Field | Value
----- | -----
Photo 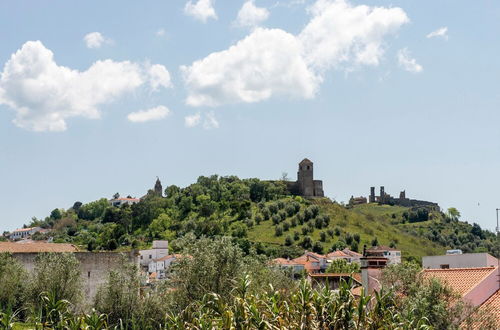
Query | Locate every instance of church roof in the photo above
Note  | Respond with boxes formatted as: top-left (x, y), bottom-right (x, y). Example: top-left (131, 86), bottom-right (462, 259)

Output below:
top-left (299, 158), bottom-right (313, 164)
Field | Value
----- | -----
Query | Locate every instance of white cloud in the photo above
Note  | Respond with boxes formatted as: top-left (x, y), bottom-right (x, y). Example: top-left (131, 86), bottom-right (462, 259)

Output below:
top-left (127, 105), bottom-right (171, 123)
top-left (184, 111), bottom-right (219, 129)
top-left (84, 32), bottom-right (112, 49)
top-left (235, 1), bottom-right (270, 28)
top-left (184, 112), bottom-right (201, 127)
top-left (156, 28), bottom-right (166, 37)
top-left (184, 0), bottom-right (217, 23)
top-left (0, 41), bottom-right (171, 131)
top-left (181, 28), bottom-right (319, 107)
top-left (299, 0), bottom-right (409, 70)
top-left (397, 48), bottom-right (423, 73)
top-left (203, 111), bottom-right (219, 129)
top-left (182, 0), bottom-right (408, 107)
top-left (426, 27), bottom-right (448, 40)
top-left (148, 64), bottom-right (172, 90)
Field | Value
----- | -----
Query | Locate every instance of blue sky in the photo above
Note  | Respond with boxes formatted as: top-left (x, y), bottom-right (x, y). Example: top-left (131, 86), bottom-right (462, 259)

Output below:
top-left (1, 0), bottom-right (499, 232)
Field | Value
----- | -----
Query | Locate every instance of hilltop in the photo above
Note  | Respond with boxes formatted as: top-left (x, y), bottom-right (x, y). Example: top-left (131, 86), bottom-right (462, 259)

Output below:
top-left (8, 175), bottom-right (499, 262)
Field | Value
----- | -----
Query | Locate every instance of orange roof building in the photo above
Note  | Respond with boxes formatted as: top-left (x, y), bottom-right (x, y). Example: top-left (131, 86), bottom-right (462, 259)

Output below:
top-left (0, 242), bottom-right (79, 253)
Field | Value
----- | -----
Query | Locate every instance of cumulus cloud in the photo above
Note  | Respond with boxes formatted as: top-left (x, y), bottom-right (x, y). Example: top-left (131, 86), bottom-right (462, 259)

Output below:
top-left (184, 112), bottom-right (201, 127)
top-left (184, 0), bottom-right (217, 23)
top-left (0, 41), bottom-right (171, 131)
top-left (184, 111), bottom-right (219, 129)
top-left (181, 28), bottom-right (319, 107)
top-left (235, 1), bottom-right (270, 28)
top-left (397, 48), bottom-right (423, 73)
top-left (84, 32), bottom-right (112, 49)
top-left (203, 111), bottom-right (219, 129)
top-left (182, 0), bottom-right (408, 107)
top-left (148, 64), bottom-right (172, 90)
top-left (426, 27), bottom-right (448, 40)
top-left (299, 0), bottom-right (409, 70)
top-left (127, 105), bottom-right (171, 123)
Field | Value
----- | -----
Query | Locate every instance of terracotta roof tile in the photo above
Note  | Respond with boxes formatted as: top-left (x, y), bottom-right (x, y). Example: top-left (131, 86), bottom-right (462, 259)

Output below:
top-left (422, 267), bottom-right (496, 296)
top-left (0, 242), bottom-right (79, 253)
top-left (326, 250), bottom-right (350, 258)
top-left (462, 289), bottom-right (500, 329)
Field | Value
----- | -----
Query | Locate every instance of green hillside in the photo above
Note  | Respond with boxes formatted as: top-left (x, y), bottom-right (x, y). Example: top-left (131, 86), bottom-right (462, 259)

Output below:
top-left (17, 175), bottom-right (499, 262)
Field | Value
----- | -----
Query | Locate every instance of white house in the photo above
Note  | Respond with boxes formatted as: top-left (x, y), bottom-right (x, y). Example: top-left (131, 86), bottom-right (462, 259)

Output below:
top-left (148, 254), bottom-right (180, 279)
top-left (139, 240), bottom-right (168, 267)
top-left (423, 252), bottom-right (498, 269)
top-left (365, 246), bottom-right (401, 265)
top-left (109, 197), bottom-right (140, 207)
top-left (9, 227), bottom-right (42, 240)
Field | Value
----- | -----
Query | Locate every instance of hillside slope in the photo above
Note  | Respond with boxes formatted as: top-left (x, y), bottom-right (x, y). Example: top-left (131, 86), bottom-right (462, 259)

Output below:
top-left (15, 175), bottom-right (499, 262)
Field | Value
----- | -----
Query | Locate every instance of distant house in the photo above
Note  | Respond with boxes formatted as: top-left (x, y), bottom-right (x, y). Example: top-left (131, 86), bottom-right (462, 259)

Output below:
top-left (9, 227), bottom-right (42, 240)
top-left (422, 252), bottom-right (498, 269)
top-left (342, 248), bottom-right (363, 263)
top-left (139, 240), bottom-right (169, 268)
top-left (148, 254), bottom-right (182, 279)
top-left (365, 246), bottom-right (401, 265)
top-left (109, 197), bottom-right (140, 207)
top-left (422, 266), bottom-right (499, 328)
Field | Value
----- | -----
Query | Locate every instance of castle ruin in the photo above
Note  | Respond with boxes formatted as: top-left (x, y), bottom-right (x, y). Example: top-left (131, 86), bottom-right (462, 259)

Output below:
top-left (286, 158), bottom-right (324, 198)
top-left (351, 186), bottom-right (438, 208)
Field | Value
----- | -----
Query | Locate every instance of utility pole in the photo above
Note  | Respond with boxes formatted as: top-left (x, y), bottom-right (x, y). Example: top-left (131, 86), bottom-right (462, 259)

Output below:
top-left (496, 209), bottom-right (499, 289)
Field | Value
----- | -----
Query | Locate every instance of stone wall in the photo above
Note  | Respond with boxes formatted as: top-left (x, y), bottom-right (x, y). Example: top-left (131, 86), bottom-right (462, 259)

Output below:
top-left (12, 251), bottom-right (138, 306)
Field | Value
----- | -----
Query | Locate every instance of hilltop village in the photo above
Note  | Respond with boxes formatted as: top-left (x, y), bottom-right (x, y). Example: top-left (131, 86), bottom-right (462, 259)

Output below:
top-left (1, 159), bottom-right (498, 328)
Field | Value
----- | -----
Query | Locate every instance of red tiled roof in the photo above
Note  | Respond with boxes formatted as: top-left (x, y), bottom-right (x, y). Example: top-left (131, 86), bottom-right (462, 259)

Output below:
top-left (272, 258), bottom-right (300, 266)
top-left (0, 242), bottom-right (79, 253)
top-left (155, 254), bottom-right (183, 262)
top-left (12, 227), bottom-right (38, 232)
top-left (326, 250), bottom-right (350, 258)
top-left (342, 248), bottom-right (363, 257)
top-left (461, 289), bottom-right (500, 329)
top-left (305, 251), bottom-right (326, 259)
top-left (421, 267), bottom-right (496, 296)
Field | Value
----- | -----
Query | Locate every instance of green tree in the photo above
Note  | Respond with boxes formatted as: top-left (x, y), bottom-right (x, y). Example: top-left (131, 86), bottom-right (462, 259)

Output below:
top-left (29, 253), bottom-right (82, 309)
top-left (0, 253), bottom-right (27, 311)
top-left (326, 258), bottom-right (360, 273)
top-left (447, 207), bottom-right (460, 221)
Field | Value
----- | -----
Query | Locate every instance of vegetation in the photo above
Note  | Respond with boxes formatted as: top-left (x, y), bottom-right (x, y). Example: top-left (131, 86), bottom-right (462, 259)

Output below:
top-left (19, 175), bottom-right (498, 262)
top-left (2, 236), bottom-right (496, 329)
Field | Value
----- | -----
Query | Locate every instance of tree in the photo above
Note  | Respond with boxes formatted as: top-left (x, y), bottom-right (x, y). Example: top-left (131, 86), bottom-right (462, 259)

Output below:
top-left (0, 253), bottom-right (27, 311)
top-left (29, 253), bottom-right (82, 309)
top-left (447, 207), bottom-right (460, 221)
top-left (371, 237), bottom-right (379, 247)
top-left (326, 259), bottom-right (360, 273)
top-left (312, 242), bottom-right (323, 254)
top-left (50, 208), bottom-right (62, 220)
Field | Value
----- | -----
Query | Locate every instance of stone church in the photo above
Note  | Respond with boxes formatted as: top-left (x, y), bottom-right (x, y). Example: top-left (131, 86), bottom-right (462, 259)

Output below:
top-left (286, 158), bottom-right (324, 198)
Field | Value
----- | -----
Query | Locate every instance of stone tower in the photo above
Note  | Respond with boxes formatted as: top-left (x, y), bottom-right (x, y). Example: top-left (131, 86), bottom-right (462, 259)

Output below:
top-left (297, 159), bottom-right (314, 197)
top-left (154, 177), bottom-right (163, 197)
top-left (295, 158), bottom-right (324, 197)
top-left (369, 187), bottom-right (375, 203)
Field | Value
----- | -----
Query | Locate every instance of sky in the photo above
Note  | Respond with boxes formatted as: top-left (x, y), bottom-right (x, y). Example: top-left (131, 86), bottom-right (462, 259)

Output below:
top-left (1, 0), bottom-right (499, 232)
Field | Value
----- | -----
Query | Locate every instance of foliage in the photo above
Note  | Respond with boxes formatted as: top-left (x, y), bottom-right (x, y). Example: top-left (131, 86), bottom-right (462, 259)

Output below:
top-left (0, 253), bottom-right (27, 312)
top-left (326, 258), bottom-right (360, 273)
top-left (29, 253), bottom-right (82, 310)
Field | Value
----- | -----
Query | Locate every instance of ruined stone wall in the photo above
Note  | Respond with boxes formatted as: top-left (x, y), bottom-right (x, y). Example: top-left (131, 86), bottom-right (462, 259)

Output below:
top-left (12, 251), bottom-right (138, 306)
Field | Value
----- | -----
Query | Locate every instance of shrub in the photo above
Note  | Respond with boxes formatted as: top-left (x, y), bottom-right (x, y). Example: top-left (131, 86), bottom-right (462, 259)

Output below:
top-left (293, 231), bottom-right (300, 241)
top-left (327, 229), bottom-right (334, 237)
top-left (275, 225), bottom-right (283, 237)
top-left (272, 215), bottom-right (281, 225)
top-left (334, 227), bottom-right (341, 236)
top-left (312, 242), bottom-right (323, 254)
top-left (301, 227), bottom-right (309, 235)
top-left (320, 231), bottom-right (327, 242)
top-left (254, 214), bottom-right (263, 225)
top-left (301, 236), bottom-right (313, 249)
top-left (353, 233), bottom-right (361, 243)
top-left (345, 233), bottom-right (353, 245)
top-left (284, 236), bottom-right (293, 246)
top-left (283, 221), bottom-right (290, 232)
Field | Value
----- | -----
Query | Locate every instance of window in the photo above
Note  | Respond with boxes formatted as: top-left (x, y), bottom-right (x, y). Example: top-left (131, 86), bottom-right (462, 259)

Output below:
top-left (140, 255), bottom-right (143, 260)
top-left (88, 271), bottom-right (91, 278)
top-left (149, 255), bottom-right (152, 259)
top-left (307, 166), bottom-right (310, 170)
top-left (440, 264), bottom-right (450, 269)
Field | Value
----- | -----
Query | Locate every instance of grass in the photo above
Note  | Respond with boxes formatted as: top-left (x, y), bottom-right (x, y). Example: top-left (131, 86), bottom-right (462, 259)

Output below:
top-left (247, 199), bottom-right (445, 261)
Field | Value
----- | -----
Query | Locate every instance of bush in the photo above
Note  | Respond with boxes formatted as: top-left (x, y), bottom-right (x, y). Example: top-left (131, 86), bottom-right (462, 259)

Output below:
top-left (0, 253), bottom-right (27, 311)
top-left (371, 237), bottom-right (379, 247)
top-left (334, 227), bottom-right (341, 236)
top-left (301, 227), bottom-right (309, 235)
top-left (255, 214), bottom-right (263, 225)
top-left (314, 217), bottom-right (324, 229)
top-left (320, 231), bottom-right (327, 242)
top-left (312, 242), bottom-right (323, 254)
top-left (290, 217), bottom-right (297, 227)
top-left (285, 236), bottom-right (293, 246)
top-left (301, 236), bottom-right (313, 249)
top-left (283, 221), bottom-right (290, 232)
top-left (293, 231), bottom-right (300, 241)
top-left (278, 211), bottom-right (287, 221)
top-left (275, 225), bottom-right (283, 237)
top-left (327, 229), bottom-right (334, 237)
top-left (30, 253), bottom-right (82, 309)
top-left (345, 233), bottom-right (353, 245)
top-left (272, 215), bottom-right (281, 225)
top-left (353, 233), bottom-right (360, 243)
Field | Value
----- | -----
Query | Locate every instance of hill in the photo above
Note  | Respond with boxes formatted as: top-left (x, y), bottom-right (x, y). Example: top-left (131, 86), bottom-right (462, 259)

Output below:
top-left (17, 175), bottom-right (499, 262)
